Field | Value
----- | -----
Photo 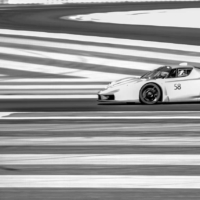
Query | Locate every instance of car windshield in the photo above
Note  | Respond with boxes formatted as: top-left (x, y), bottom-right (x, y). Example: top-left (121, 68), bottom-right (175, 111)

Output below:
top-left (140, 66), bottom-right (172, 79)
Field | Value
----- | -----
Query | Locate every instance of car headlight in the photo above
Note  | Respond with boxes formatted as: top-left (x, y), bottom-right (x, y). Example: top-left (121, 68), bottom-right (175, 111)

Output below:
top-left (104, 85), bottom-right (109, 89)
top-left (104, 82), bottom-right (111, 89)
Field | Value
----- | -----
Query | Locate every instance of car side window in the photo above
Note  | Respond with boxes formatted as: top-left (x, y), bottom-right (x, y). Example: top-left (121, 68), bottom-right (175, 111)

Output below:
top-left (168, 68), bottom-right (192, 78)
top-left (177, 68), bottom-right (192, 77)
top-left (168, 69), bottom-right (177, 78)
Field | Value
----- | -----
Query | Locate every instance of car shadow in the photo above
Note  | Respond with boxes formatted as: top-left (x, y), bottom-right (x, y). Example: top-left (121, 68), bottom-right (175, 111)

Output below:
top-left (98, 101), bottom-right (200, 106)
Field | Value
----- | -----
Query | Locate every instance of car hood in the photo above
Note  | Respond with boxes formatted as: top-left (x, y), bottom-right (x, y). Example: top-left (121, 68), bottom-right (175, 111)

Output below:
top-left (109, 76), bottom-right (143, 88)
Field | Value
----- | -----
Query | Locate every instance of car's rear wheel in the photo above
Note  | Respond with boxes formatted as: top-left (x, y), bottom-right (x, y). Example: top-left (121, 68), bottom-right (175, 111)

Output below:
top-left (139, 83), bottom-right (161, 105)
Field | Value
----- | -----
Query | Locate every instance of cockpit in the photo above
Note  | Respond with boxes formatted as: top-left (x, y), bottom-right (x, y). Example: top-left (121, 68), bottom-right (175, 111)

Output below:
top-left (140, 66), bottom-right (192, 79)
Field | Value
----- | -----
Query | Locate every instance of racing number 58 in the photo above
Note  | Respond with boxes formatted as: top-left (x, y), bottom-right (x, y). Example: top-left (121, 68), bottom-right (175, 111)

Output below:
top-left (174, 84), bottom-right (181, 90)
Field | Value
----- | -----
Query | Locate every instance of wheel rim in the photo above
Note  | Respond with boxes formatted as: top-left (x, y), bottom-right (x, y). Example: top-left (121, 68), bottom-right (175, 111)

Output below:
top-left (142, 86), bottom-right (159, 103)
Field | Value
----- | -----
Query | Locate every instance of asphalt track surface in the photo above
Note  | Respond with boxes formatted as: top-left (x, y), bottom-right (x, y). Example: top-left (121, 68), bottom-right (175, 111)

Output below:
top-left (1, 2), bottom-right (200, 45)
top-left (1, 99), bottom-right (200, 111)
top-left (1, 2), bottom-right (200, 200)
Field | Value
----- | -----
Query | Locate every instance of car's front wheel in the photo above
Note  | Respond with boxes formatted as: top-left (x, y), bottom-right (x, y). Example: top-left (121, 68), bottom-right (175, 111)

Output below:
top-left (139, 83), bottom-right (161, 105)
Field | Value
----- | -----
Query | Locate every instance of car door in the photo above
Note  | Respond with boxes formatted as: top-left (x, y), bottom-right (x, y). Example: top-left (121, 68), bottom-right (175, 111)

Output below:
top-left (164, 68), bottom-right (199, 102)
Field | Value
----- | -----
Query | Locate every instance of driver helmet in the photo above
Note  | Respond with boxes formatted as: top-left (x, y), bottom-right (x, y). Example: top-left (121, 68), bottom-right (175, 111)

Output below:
top-left (160, 71), bottom-right (169, 78)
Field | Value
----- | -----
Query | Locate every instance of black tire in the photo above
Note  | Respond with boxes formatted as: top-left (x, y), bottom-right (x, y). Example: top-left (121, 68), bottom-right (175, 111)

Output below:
top-left (139, 83), bottom-right (161, 105)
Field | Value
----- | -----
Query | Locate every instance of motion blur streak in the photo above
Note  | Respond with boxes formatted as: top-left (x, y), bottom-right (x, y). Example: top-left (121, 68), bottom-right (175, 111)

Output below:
top-left (1, 175), bottom-right (200, 188)
top-left (2, 136), bottom-right (200, 146)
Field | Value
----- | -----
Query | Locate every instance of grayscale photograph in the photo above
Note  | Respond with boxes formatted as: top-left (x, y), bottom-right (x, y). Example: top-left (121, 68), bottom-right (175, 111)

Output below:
top-left (0, 0), bottom-right (200, 199)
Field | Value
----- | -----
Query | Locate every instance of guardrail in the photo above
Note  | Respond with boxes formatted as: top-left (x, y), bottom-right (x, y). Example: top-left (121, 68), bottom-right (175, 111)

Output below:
top-left (1, 0), bottom-right (199, 5)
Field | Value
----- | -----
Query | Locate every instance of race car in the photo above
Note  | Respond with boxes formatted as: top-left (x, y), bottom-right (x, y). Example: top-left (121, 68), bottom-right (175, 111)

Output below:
top-left (98, 63), bottom-right (200, 105)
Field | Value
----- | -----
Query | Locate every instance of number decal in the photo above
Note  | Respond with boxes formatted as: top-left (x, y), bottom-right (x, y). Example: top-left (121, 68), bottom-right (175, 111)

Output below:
top-left (174, 84), bottom-right (181, 90)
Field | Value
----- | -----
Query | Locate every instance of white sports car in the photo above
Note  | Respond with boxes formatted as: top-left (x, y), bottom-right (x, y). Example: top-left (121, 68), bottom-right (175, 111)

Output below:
top-left (98, 63), bottom-right (200, 105)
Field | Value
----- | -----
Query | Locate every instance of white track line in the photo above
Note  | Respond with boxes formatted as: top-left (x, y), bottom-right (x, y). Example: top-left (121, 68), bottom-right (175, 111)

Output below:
top-left (0, 60), bottom-right (129, 80)
top-left (7, 0), bottom-right (200, 4)
top-left (0, 85), bottom-right (104, 89)
top-left (0, 90), bottom-right (99, 94)
top-left (2, 111), bottom-right (200, 119)
top-left (0, 95), bottom-right (96, 99)
top-left (3, 111), bottom-right (200, 119)
top-left (0, 123), bottom-right (199, 132)
top-left (2, 175), bottom-right (200, 188)
top-left (4, 111), bottom-right (200, 114)
top-left (2, 136), bottom-right (200, 146)
top-left (2, 154), bottom-right (200, 165)
top-left (0, 62), bottom-right (125, 81)
top-left (0, 78), bottom-right (111, 82)
top-left (5, 111), bottom-right (200, 115)
top-left (2, 116), bottom-right (200, 119)
top-left (1, 29), bottom-right (200, 52)
top-left (68, 8), bottom-right (200, 29)
top-left (0, 112), bottom-right (13, 118)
